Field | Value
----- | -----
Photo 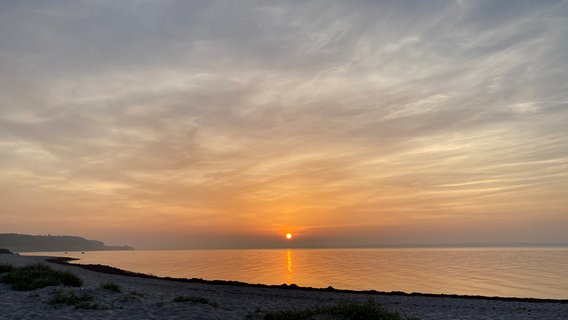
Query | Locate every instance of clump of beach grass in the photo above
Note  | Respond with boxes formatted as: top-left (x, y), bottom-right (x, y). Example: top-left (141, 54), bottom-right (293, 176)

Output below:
top-left (0, 263), bottom-right (15, 274)
top-left (101, 282), bottom-right (122, 293)
top-left (263, 300), bottom-right (419, 320)
top-left (130, 290), bottom-right (145, 298)
top-left (48, 291), bottom-right (102, 310)
top-left (0, 263), bottom-right (82, 291)
top-left (173, 295), bottom-right (218, 307)
top-left (120, 290), bottom-right (146, 303)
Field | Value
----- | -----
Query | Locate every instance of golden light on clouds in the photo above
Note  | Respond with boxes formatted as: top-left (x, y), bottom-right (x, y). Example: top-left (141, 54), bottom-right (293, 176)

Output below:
top-left (0, 1), bottom-right (567, 249)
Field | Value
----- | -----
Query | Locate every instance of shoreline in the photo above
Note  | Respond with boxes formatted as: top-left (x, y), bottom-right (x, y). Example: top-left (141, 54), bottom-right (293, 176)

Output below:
top-left (2, 254), bottom-right (567, 319)
top-left (48, 256), bottom-right (568, 304)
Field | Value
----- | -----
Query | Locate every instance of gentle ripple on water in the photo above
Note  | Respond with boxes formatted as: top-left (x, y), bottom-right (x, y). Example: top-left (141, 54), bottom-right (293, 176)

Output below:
top-left (24, 247), bottom-right (568, 299)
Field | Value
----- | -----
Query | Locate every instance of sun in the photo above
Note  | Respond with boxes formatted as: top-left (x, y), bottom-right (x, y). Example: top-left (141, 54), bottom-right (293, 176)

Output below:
top-left (285, 232), bottom-right (293, 239)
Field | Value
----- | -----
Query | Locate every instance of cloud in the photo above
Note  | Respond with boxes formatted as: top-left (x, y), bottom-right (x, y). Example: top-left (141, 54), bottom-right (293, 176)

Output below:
top-left (0, 0), bottom-right (567, 247)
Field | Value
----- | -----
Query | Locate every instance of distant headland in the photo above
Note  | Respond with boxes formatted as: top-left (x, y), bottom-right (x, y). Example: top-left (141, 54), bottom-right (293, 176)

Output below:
top-left (0, 233), bottom-right (134, 252)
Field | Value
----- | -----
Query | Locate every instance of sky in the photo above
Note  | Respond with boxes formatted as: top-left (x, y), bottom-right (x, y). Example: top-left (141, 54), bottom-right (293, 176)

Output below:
top-left (1, 0), bottom-right (567, 249)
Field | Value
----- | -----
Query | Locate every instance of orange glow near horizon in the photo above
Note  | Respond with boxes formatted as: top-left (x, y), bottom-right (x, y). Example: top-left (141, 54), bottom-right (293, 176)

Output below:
top-left (2, 1), bottom-right (568, 251)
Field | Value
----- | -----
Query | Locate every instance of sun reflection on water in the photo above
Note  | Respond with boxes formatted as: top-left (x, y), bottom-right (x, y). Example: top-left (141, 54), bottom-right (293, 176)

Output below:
top-left (286, 249), bottom-right (293, 284)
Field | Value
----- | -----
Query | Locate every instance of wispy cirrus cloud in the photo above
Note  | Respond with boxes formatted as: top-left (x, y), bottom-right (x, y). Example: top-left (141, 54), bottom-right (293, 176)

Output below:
top-left (0, 0), bottom-right (567, 248)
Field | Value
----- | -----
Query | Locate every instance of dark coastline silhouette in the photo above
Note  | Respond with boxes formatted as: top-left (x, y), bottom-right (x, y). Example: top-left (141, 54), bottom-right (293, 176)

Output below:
top-left (0, 233), bottom-right (133, 252)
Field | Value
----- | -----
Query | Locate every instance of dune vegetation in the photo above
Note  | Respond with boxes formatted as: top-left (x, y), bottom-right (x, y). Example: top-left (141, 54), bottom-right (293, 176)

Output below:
top-left (0, 263), bottom-right (82, 291)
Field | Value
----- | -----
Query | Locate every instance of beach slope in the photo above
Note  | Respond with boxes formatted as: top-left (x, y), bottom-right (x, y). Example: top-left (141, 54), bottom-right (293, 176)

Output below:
top-left (0, 254), bottom-right (566, 320)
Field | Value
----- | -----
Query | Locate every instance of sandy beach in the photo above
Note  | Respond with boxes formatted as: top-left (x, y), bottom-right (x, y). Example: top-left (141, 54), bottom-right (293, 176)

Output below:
top-left (1, 254), bottom-right (566, 320)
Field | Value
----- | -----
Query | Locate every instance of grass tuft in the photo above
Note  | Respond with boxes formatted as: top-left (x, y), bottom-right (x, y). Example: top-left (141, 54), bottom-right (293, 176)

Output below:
top-left (48, 291), bottom-right (102, 309)
top-left (101, 282), bottom-right (122, 293)
top-left (173, 295), bottom-right (218, 307)
top-left (0, 263), bottom-right (15, 274)
top-left (0, 263), bottom-right (82, 291)
top-left (264, 300), bottom-right (419, 320)
top-left (130, 290), bottom-right (145, 298)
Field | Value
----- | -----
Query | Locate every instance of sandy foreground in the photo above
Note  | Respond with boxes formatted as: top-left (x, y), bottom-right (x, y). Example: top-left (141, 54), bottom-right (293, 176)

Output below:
top-left (1, 254), bottom-right (566, 320)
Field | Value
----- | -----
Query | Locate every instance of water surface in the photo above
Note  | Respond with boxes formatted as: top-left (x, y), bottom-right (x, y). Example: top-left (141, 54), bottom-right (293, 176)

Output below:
top-left (25, 247), bottom-right (568, 299)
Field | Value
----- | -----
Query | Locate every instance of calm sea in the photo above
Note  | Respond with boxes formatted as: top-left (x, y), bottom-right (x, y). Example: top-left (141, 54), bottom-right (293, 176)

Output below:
top-left (24, 247), bottom-right (568, 300)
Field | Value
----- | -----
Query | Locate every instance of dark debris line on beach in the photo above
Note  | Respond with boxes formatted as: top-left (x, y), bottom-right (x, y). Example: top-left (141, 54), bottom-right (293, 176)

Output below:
top-left (46, 257), bottom-right (568, 305)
